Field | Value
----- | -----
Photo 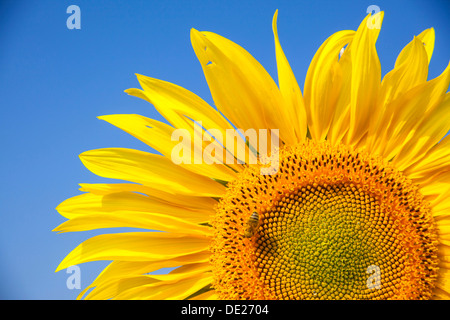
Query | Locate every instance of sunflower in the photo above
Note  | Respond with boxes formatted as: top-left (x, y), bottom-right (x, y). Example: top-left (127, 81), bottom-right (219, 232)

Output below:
top-left (55, 10), bottom-right (450, 300)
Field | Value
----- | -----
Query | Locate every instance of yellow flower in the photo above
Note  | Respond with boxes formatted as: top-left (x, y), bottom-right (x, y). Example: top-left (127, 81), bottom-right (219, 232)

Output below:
top-left (55, 11), bottom-right (450, 300)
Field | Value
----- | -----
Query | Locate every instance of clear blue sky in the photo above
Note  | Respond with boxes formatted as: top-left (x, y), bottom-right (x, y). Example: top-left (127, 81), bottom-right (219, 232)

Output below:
top-left (0, 0), bottom-right (448, 299)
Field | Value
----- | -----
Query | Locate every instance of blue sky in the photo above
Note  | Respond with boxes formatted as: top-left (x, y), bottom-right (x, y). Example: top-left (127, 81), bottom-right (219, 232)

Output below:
top-left (0, 0), bottom-right (448, 299)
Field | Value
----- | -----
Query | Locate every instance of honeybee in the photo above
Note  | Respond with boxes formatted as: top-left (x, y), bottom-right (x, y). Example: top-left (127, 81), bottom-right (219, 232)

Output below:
top-left (243, 211), bottom-right (260, 238)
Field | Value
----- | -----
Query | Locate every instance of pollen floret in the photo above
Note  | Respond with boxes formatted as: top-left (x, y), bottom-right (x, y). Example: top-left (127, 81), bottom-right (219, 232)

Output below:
top-left (210, 140), bottom-right (439, 300)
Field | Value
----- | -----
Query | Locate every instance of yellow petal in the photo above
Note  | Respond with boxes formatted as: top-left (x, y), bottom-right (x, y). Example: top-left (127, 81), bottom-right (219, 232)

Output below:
top-left (327, 41), bottom-right (353, 145)
top-left (439, 261), bottom-right (450, 270)
top-left (56, 232), bottom-right (210, 272)
top-left (394, 93), bottom-right (450, 169)
top-left (126, 75), bottom-right (232, 137)
top-left (420, 173), bottom-right (450, 218)
top-left (420, 180), bottom-right (449, 199)
top-left (53, 211), bottom-right (212, 236)
top-left (438, 243), bottom-right (450, 263)
top-left (374, 62), bottom-right (450, 161)
top-left (98, 114), bottom-right (238, 181)
top-left (79, 148), bottom-right (226, 197)
top-left (382, 37), bottom-right (428, 105)
top-left (434, 287), bottom-right (450, 300)
top-left (368, 34), bottom-right (431, 152)
top-left (436, 267), bottom-right (450, 293)
top-left (189, 289), bottom-right (218, 300)
top-left (436, 214), bottom-right (450, 229)
top-left (438, 225), bottom-right (450, 237)
top-left (432, 193), bottom-right (450, 219)
top-left (152, 261), bottom-right (210, 279)
top-left (126, 76), bottom-right (249, 172)
top-left (86, 275), bottom-right (160, 300)
top-left (56, 191), bottom-right (157, 217)
top-left (78, 183), bottom-right (217, 213)
top-left (115, 272), bottom-right (212, 300)
top-left (190, 28), bottom-right (296, 145)
top-left (78, 183), bottom-right (155, 195)
top-left (416, 165), bottom-right (450, 190)
top-left (412, 28), bottom-right (435, 64)
top-left (80, 252), bottom-right (210, 299)
top-left (115, 263), bottom-right (210, 299)
top-left (304, 29), bottom-right (354, 141)
top-left (272, 10), bottom-right (307, 142)
top-left (346, 12), bottom-right (384, 146)
top-left (56, 192), bottom-right (211, 223)
top-left (404, 134), bottom-right (450, 180)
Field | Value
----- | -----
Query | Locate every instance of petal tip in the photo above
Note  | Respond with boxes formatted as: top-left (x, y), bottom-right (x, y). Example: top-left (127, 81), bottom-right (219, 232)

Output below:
top-left (273, 9), bottom-right (279, 20)
top-left (272, 9), bottom-right (279, 31)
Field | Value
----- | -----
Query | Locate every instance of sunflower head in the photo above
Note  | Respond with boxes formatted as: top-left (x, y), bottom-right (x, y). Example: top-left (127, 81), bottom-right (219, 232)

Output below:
top-left (55, 10), bottom-right (450, 300)
top-left (211, 141), bottom-right (440, 299)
